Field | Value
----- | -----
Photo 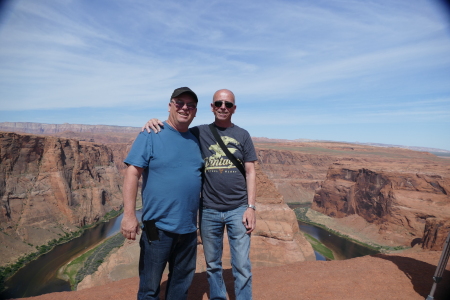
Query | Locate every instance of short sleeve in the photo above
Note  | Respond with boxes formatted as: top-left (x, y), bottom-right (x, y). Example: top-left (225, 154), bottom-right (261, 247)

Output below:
top-left (124, 131), bottom-right (153, 168)
top-left (242, 131), bottom-right (257, 162)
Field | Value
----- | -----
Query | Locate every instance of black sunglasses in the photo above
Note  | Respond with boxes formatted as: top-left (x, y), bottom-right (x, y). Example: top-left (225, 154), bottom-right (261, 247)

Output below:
top-left (214, 101), bottom-right (234, 109)
top-left (171, 100), bottom-right (197, 110)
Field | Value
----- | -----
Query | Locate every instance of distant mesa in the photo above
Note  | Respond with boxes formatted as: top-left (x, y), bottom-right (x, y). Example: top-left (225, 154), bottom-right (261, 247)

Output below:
top-left (1, 122), bottom-right (449, 154)
top-left (0, 122), bottom-right (140, 134)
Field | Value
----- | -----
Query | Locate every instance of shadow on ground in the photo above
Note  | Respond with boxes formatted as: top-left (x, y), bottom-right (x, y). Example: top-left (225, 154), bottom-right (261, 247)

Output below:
top-left (160, 269), bottom-right (236, 300)
top-left (376, 254), bottom-right (450, 300)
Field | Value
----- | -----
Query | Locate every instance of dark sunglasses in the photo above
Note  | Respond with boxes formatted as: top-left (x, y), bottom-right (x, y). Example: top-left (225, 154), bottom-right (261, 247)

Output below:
top-left (171, 100), bottom-right (197, 110)
top-left (214, 101), bottom-right (234, 109)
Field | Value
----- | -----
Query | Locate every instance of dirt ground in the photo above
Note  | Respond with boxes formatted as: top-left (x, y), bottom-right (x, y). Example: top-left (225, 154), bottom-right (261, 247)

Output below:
top-left (17, 251), bottom-right (450, 300)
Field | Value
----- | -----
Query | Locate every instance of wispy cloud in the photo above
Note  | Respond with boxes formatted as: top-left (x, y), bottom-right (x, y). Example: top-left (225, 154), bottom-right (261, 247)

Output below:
top-left (0, 0), bottom-right (449, 149)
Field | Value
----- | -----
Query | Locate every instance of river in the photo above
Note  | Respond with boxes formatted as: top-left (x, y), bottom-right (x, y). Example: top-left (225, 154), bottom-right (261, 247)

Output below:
top-left (0, 211), bottom-right (141, 299)
top-left (289, 203), bottom-right (378, 260)
top-left (298, 221), bottom-right (378, 261)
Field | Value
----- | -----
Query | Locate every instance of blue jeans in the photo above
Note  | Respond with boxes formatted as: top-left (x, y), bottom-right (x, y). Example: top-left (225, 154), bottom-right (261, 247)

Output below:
top-left (138, 229), bottom-right (197, 300)
top-left (200, 205), bottom-right (252, 300)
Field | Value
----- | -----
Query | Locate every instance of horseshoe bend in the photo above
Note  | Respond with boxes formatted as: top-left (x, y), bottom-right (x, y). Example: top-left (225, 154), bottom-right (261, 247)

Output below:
top-left (0, 123), bottom-right (449, 299)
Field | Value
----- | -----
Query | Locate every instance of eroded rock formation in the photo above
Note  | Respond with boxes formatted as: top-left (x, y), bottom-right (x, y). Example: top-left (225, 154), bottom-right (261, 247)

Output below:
top-left (0, 132), bottom-right (123, 266)
top-left (312, 163), bottom-right (450, 248)
top-left (422, 218), bottom-right (450, 251)
top-left (238, 162), bottom-right (315, 266)
top-left (256, 148), bottom-right (335, 203)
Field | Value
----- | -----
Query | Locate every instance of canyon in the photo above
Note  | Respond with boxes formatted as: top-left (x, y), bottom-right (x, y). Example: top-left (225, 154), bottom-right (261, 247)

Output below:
top-left (311, 162), bottom-right (450, 248)
top-left (0, 132), bottom-right (123, 266)
top-left (1, 123), bottom-right (450, 299)
top-left (255, 141), bottom-right (450, 250)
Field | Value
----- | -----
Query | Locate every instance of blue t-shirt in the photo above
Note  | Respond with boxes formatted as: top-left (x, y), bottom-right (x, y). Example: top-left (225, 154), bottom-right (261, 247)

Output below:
top-left (124, 122), bottom-right (203, 234)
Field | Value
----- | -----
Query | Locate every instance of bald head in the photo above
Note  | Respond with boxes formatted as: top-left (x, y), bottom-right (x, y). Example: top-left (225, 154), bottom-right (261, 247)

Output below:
top-left (212, 89), bottom-right (235, 103)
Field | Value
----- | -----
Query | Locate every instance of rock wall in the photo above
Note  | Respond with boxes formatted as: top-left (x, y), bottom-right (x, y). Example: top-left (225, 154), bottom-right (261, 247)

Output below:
top-left (0, 122), bottom-right (137, 176)
top-left (0, 132), bottom-right (123, 266)
top-left (77, 162), bottom-right (315, 290)
top-left (312, 163), bottom-right (450, 248)
top-left (239, 162), bottom-right (315, 266)
top-left (256, 148), bottom-right (335, 203)
top-left (422, 218), bottom-right (450, 251)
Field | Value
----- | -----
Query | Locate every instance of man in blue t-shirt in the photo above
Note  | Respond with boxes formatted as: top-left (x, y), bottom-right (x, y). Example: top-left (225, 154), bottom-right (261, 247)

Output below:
top-left (143, 89), bottom-right (257, 300)
top-left (121, 87), bottom-right (204, 300)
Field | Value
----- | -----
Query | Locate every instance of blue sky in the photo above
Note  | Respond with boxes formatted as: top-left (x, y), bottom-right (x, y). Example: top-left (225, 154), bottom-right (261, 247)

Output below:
top-left (0, 0), bottom-right (449, 150)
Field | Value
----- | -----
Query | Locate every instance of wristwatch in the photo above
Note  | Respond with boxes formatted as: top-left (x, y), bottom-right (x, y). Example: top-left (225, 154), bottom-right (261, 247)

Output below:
top-left (247, 204), bottom-right (256, 210)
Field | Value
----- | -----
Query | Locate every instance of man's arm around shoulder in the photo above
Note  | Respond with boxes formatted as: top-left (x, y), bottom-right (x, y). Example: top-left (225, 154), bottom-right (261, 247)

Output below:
top-left (121, 165), bottom-right (144, 240)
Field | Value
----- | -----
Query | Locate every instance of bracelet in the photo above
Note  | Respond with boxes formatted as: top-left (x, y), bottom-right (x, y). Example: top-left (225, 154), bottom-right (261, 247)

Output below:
top-left (247, 204), bottom-right (256, 210)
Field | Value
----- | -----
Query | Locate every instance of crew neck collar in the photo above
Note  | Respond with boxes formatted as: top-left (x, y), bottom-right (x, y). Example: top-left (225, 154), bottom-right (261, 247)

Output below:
top-left (164, 121), bottom-right (189, 133)
top-left (213, 122), bottom-right (234, 130)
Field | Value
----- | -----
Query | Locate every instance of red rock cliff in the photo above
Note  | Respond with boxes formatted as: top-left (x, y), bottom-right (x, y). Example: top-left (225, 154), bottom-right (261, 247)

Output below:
top-left (0, 132), bottom-right (123, 266)
top-left (312, 163), bottom-right (450, 248)
top-left (422, 218), bottom-right (450, 250)
top-left (256, 148), bottom-right (335, 203)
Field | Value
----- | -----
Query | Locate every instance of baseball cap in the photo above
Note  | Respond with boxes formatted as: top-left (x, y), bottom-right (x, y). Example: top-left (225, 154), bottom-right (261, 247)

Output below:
top-left (171, 87), bottom-right (198, 102)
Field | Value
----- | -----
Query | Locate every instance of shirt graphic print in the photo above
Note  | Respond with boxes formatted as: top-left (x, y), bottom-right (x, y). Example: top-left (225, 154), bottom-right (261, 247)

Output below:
top-left (204, 136), bottom-right (242, 174)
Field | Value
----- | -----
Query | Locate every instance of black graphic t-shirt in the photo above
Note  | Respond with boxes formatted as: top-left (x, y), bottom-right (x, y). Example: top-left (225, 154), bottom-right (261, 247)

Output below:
top-left (191, 123), bottom-right (257, 211)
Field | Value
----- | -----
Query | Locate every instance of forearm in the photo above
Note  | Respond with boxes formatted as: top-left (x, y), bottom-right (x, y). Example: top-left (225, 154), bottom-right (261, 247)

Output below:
top-left (245, 161), bottom-right (256, 206)
top-left (121, 165), bottom-right (144, 240)
top-left (243, 161), bottom-right (256, 233)
top-left (123, 167), bottom-right (140, 216)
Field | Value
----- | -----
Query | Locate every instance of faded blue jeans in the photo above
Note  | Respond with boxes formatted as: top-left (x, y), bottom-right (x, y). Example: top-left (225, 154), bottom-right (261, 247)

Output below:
top-left (138, 229), bottom-right (197, 300)
top-left (200, 205), bottom-right (252, 300)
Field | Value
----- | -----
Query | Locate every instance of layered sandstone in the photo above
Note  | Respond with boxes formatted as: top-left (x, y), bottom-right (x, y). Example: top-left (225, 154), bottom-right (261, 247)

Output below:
top-left (0, 123), bottom-right (139, 164)
top-left (423, 218), bottom-right (450, 251)
top-left (0, 132), bottom-right (123, 266)
top-left (312, 162), bottom-right (450, 248)
top-left (255, 143), bottom-right (446, 204)
top-left (0, 122), bottom-right (138, 177)
top-left (255, 141), bottom-right (450, 250)
top-left (77, 162), bottom-right (315, 290)
top-left (238, 162), bottom-right (315, 266)
top-left (256, 148), bottom-right (336, 203)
